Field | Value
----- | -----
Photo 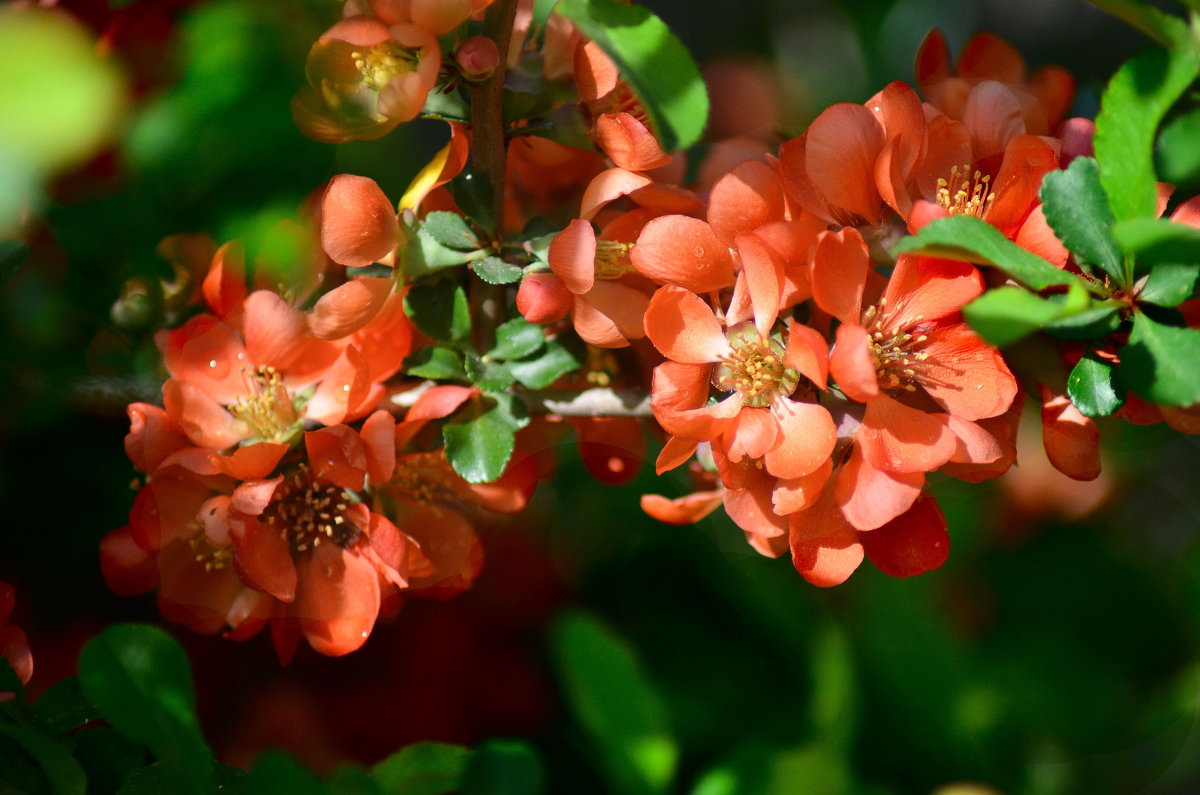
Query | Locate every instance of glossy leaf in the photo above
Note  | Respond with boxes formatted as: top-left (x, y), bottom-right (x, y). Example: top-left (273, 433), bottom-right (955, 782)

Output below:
top-left (1157, 105), bottom-right (1200, 186)
top-left (1094, 47), bottom-right (1199, 221)
top-left (488, 318), bottom-right (546, 361)
top-left (1039, 157), bottom-right (1123, 282)
top-left (1113, 217), bottom-right (1200, 268)
top-left (372, 742), bottom-right (472, 795)
top-left (1045, 303), bottom-right (1123, 340)
top-left (962, 286), bottom-right (1071, 347)
top-left (472, 256), bottom-right (523, 285)
top-left (464, 353), bottom-right (516, 392)
top-left (1121, 312), bottom-right (1200, 406)
top-left (558, 0), bottom-right (708, 151)
top-left (78, 624), bottom-right (213, 795)
top-left (404, 279), bottom-right (471, 345)
top-left (550, 610), bottom-right (678, 795)
top-left (444, 393), bottom-right (528, 483)
top-left (449, 170), bottom-right (495, 232)
top-left (893, 215), bottom-right (1088, 290)
top-left (1068, 352), bottom-right (1126, 417)
top-left (509, 338), bottom-right (582, 390)
top-left (404, 346), bottom-right (467, 381)
top-left (1139, 263), bottom-right (1200, 307)
top-left (459, 740), bottom-right (545, 795)
top-left (0, 723), bottom-right (86, 795)
top-left (422, 211), bottom-right (479, 251)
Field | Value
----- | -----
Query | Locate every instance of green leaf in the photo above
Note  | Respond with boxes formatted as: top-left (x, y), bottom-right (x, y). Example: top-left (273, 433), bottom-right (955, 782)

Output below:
top-left (557, 0), bottom-right (708, 151)
top-left (1113, 217), bottom-right (1200, 268)
top-left (449, 170), bottom-right (495, 232)
top-left (962, 286), bottom-right (1070, 346)
top-left (1039, 157), bottom-right (1122, 281)
top-left (459, 740), bottom-right (545, 795)
top-left (1045, 304), bottom-right (1124, 340)
top-left (1139, 263), bottom-right (1200, 306)
top-left (1157, 105), bottom-right (1200, 185)
top-left (400, 225), bottom-right (480, 278)
top-left (443, 393), bottom-right (528, 483)
top-left (371, 742), bottom-right (472, 795)
top-left (1068, 352), bottom-right (1126, 417)
top-left (0, 723), bottom-right (87, 795)
top-left (1094, 46), bottom-right (1199, 222)
top-left (404, 280), bottom-right (471, 345)
top-left (892, 215), bottom-right (1088, 290)
top-left (509, 338), bottom-right (582, 390)
top-left (464, 354), bottom-right (516, 392)
top-left (78, 624), bottom-right (213, 795)
top-left (1086, 0), bottom-right (1193, 50)
top-left (524, 232), bottom-right (558, 266)
top-left (550, 611), bottom-right (677, 795)
top-left (1120, 312), bottom-right (1200, 406)
top-left (33, 677), bottom-right (99, 735)
top-left (404, 346), bottom-right (467, 381)
top-left (471, 256), bottom-right (523, 285)
top-left (488, 318), bottom-right (545, 361)
top-left (421, 86), bottom-right (470, 122)
top-left (73, 728), bottom-right (149, 795)
top-left (328, 766), bottom-right (385, 795)
top-left (422, 211), bottom-right (480, 251)
top-left (246, 750), bottom-right (326, 795)
top-left (0, 239), bottom-right (30, 287)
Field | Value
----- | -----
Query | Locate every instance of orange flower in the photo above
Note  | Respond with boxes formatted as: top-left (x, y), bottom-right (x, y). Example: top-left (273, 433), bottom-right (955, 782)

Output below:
top-left (821, 238), bottom-right (1018, 528)
top-left (574, 40), bottom-right (671, 172)
top-left (291, 16), bottom-right (441, 144)
top-left (916, 29), bottom-right (1076, 137)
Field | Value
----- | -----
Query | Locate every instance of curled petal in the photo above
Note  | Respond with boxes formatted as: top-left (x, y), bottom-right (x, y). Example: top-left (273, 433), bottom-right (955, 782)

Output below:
top-left (811, 228), bottom-right (869, 326)
top-left (641, 489), bottom-right (724, 525)
top-left (1041, 386), bottom-right (1101, 480)
top-left (789, 486), bottom-right (864, 587)
top-left (707, 159), bottom-right (786, 247)
top-left (962, 80), bottom-right (1024, 160)
top-left (654, 435), bottom-right (698, 475)
top-left (309, 278), bottom-right (395, 340)
top-left (548, 219), bottom-right (597, 294)
top-left (231, 520), bottom-right (298, 603)
top-left (306, 425), bottom-right (369, 491)
top-left (829, 324), bottom-right (879, 404)
top-left (517, 272), bottom-right (572, 324)
top-left (764, 398), bottom-right (836, 479)
top-left (805, 103), bottom-right (885, 225)
top-left (783, 321), bottom-right (830, 390)
top-left (125, 402), bottom-right (189, 474)
top-left (593, 112), bottom-right (672, 172)
top-left (834, 444), bottom-right (923, 530)
top-left (772, 458), bottom-right (832, 515)
top-left (202, 242), bottom-right (247, 319)
top-left (321, 175), bottom-right (399, 268)
top-left (580, 168), bottom-right (652, 221)
top-left (100, 526), bottom-right (158, 596)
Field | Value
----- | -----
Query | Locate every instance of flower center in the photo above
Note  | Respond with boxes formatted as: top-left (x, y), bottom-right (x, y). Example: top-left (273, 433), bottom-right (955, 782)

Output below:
top-left (260, 466), bottom-right (362, 555)
top-left (188, 533), bottom-right (232, 573)
top-left (712, 321), bottom-right (799, 407)
top-left (229, 365), bottom-right (301, 443)
top-left (862, 298), bottom-right (929, 392)
top-left (595, 240), bottom-right (635, 280)
top-left (351, 41), bottom-right (417, 90)
top-left (936, 165), bottom-right (994, 218)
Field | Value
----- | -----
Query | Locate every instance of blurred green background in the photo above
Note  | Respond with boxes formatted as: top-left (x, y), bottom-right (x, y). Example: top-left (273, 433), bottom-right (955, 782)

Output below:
top-left (3, 0), bottom-right (1200, 792)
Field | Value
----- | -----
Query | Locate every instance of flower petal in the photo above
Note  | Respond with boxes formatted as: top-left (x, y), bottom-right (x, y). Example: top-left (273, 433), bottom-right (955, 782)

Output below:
top-left (1040, 386), bottom-right (1101, 481)
top-left (789, 486), bottom-right (864, 587)
top-left (764, 398), bottom-right (837, 479)
top-left (231, 519), bottom-right (298, 603)
top-left (811, 228), bottom-right (869, 326)
top-left (308, 278), bottom-right (395, 340)
top-left (829, 323), bottom-right (879, 404)
top-left (860, 491), bottom-right (949, 577)
top-left (633, 215), bottom-right (735, 293)
top-left (548, 218), bottom-right (597, 294)
top-left (858, 394), bottom-right (957, 473)
top-left (321, 175), bottom-right (400, 268)
top-left (834, 444), bottom-right (924, 530)
top-left (645, 284), bottom-right (729, 363)
top-left (641, 490), bottom-right (724, 525)
top-left (295, 544), bottom-right (381, 657)
top-left (707, 159), bottom-right (785, 247)
top-left (805, 103), bottom-right (886, 225)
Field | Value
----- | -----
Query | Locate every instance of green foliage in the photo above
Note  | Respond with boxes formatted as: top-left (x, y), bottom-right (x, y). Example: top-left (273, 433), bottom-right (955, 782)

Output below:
top-left (893, 215), bottom-right (1087, 290)
top-left (471, 256), bottom-right (524, 285)
top-left (550, 611), bottom-right (678, 795)
top-left (421, 212), bottom-right (481, 252)
top-left (371, 742), bottom-right (473, 795)
top-left (1068, 352), bottom-right (1126, 417)
top-left (459, 741), bottom-right (545, 795)
top-left (963, 286), bottom-right (1080, 347)
top-left (487, 318), bottom-right (545, 361)
top-left (1138, 263), bottom-right (1200, 306)
top-left (443, 392), bottom-right (528, 483)
top-left (1094, 46), bottom-right (1199, 222)
top-left (77, 624), bottom-right (213, 795)
top-left (0, 723), bottom-right (87, 795)
top-left (404, 279), bottom-right (472, 345)
top-left (1113, 216), bottom-right (1200, 269)
top-left (404, 346), bottom-right (469, 381)
top-left (1045, 303), bottom-right (1124, 340)
top-left (557, 0), bottom-right (708, 151)
top-left (1039, 157), bottom-right (1123, 282)
top-left (1157, 105), bottom-right (1200, 186)
top-left (1121, 312), bottom-right (1200, 405)
top-left (508, 338), bottom-right (582, 390)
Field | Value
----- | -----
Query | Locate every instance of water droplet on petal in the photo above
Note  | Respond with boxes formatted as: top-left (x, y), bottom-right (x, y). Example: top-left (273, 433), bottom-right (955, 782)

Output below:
top-left (342, 384), bottom-right (350, 392)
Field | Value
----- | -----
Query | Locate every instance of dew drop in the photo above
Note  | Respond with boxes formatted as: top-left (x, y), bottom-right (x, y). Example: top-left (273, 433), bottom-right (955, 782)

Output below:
top-left (342, 384), bottom-right (350, 392)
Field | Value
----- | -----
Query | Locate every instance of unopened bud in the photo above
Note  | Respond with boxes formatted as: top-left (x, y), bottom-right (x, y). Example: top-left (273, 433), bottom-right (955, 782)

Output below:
top-left (456, 36), bottom-right (499, 82)
top-left (516, 272), bottom-right (571, 325)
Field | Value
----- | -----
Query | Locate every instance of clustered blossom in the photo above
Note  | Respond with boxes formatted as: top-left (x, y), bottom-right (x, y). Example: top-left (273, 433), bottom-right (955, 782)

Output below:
top-left (106, 7), bottom-right (1200, 658)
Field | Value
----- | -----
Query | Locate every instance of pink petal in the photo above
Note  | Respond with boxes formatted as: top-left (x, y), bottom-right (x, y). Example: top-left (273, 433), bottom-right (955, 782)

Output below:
top-left (644, 284), bottom-right (730, 363)
top-left (321, 175), bottom-right (399, 268)
top-left (548, 219), bottom-right (597, 294)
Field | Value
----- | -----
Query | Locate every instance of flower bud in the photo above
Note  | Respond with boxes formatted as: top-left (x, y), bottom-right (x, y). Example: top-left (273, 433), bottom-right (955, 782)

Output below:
top-left (455, 35), bottom-right (499, 83)
top-left (516, 272), bottom-right (571, 324)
